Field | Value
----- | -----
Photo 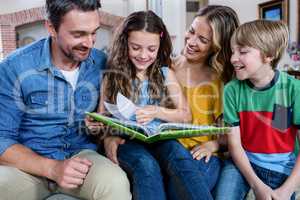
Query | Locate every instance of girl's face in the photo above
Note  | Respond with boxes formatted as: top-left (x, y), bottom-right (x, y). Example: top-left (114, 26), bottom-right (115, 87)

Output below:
top-left (231, 44), bottom-right (271, 81)
top-left (183, 16), bottom-right (212, 63)
top-left (128, 30), bottom-right (160, 74)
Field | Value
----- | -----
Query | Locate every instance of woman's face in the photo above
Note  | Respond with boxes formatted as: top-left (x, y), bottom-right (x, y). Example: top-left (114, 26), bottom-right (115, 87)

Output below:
top-left (128, 30), bottom-right (160, 74)
top-left (183, 16), bottom-right (213, 63)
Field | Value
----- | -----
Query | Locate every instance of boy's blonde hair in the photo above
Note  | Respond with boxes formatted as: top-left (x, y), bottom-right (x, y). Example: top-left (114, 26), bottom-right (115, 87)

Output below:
top-left (231, 20), bottom-right (289, 69)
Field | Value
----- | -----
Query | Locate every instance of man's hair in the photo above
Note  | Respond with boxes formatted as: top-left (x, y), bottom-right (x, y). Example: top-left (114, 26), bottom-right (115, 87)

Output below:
top-left (231, 20), bottom-right (289, 69)
top-left (46, 0), bottom-right (101, 31)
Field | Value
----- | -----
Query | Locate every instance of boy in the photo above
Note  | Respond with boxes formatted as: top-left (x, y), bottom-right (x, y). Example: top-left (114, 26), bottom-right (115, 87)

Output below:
top-left (215, 20), bottom-right (300, 200)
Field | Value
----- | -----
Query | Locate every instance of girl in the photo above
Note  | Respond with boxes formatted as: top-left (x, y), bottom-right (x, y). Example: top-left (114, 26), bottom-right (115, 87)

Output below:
top-left (99, 11), bottom-right (191, 200)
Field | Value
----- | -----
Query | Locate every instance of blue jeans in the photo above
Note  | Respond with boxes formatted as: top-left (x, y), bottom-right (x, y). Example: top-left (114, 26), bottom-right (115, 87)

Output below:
top-left (117, 140), bottom-right (221, 200)
top-left (152, 140), bottom-right (221, 200)
top-left (117, 140), bottom-right (167, 200)
top-left (214, 159), bottom-right (296, 200)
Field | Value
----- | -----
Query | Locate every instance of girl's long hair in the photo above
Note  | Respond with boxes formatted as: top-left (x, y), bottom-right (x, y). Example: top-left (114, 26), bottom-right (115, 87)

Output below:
top-left (104, 10), bottom-right (173, 107)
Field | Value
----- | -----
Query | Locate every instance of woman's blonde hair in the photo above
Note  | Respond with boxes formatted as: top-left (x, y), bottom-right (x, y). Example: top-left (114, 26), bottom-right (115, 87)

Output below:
top-left (231, 20), bottom-right (289, 69)
top-left (196, 5), bottom-right (240, 83)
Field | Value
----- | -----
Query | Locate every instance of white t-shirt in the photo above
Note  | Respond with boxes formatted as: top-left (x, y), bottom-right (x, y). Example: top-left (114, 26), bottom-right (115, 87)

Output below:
top-left (60, 68), bottom-right (80, 90)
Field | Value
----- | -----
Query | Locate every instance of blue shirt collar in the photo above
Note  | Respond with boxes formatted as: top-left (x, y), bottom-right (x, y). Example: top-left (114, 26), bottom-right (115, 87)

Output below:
top-left (37, 37), bottom-right (53, 72)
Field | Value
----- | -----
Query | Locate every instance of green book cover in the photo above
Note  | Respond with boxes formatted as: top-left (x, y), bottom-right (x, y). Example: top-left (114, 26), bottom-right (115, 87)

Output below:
top-left (86, 112), bottom-right (230, 143)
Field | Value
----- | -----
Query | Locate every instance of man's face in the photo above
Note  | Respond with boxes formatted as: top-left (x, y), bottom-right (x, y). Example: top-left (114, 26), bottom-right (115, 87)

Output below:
top-left (50, 9), bottom-right (100, 63)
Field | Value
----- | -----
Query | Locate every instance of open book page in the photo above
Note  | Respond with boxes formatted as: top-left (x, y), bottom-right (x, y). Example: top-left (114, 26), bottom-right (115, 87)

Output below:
top-left (85, 112), bottom-right (149, 141)
top-left (103, 93), bottom-right (137, 120)
top-left (116, 93), bottom-right (137, 120)
top-left (104, 92), bottom-right (160, 136)
top-left (108, 117), bottom-right (151, 135)
top-left (102, 92), bottom-right (229, 137)
top-left (86, 112), bottom-right (230, 143)
top-left (158, 123), bottom-right (215, 132)
top-left (103, 102), bottom-right (128, 120)
top-left (101, 115), bottom-right (153, 136)
top-left (104, 93), bottom-right (137, 120)
top-left (145, 126), bottom-right (230, 143)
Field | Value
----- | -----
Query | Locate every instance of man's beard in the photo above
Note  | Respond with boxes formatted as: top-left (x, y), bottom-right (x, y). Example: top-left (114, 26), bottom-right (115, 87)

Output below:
top-left (62, 46), bottom-right (90, 62)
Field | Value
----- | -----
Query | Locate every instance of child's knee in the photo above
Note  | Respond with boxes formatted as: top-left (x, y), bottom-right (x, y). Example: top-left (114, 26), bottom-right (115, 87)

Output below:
top-left (133, 155), bottom-right (161, 176)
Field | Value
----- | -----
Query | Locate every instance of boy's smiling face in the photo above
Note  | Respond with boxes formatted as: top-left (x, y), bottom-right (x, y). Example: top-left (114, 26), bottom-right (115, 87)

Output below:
top-left (231, 44), bottom-right (273, 82)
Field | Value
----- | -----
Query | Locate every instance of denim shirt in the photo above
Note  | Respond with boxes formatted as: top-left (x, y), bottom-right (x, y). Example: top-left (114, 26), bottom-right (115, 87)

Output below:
top-left (0, 37), bottom-right (106, 160)
top-left (134, 67), bottom-right (169, 135)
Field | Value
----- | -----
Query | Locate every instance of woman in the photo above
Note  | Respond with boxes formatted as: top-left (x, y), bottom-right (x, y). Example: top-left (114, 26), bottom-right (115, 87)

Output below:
top-left (165, 5), bottom-right (240, 199)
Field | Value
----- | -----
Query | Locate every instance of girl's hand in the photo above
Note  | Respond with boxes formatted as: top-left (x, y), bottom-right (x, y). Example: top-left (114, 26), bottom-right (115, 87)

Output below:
top-left (103, 136), bottom-right (125, 165)
top-left (84, 116), bottom-right (105, 135)
top-left (135, 105), bottom-right (158, 125)
top-left (190, 140), bottom-right (219, 162)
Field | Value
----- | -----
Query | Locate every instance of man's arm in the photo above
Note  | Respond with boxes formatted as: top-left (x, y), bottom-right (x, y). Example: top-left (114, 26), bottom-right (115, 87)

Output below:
top-left (0, 60), bottom-right (91, 189)
top-left (0, 144), bottom-right (92, 189)
top-left (0, 60), bottom-right (54, 181)
top-left (0, 144), bottom-right (55, 177)
top-left (228, 126), bottom-right (273, 199)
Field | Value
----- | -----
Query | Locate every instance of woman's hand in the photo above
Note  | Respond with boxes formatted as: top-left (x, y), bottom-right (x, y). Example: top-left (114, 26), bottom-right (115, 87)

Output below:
top-left (190, 140), bottom-right (219, 162)
top-left (135, 105), bottom-right (158, 125)
top-left (103, 136), bottom-right (125, 165)
top-left (84, 116), bottom-right (105, 135)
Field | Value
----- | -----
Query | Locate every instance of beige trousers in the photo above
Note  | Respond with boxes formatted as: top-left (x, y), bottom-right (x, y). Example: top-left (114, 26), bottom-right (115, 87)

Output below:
top-left (0, 150), bottom-right (131, 200)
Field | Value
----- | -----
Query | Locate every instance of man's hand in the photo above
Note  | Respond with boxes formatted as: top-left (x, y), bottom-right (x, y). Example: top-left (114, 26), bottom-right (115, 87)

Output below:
top-left (49, 157), bottom-right (92, 189)
top-left (103, 136), bottom-right (125, 165)
top-left (84, 115), bottom-right (105, 135)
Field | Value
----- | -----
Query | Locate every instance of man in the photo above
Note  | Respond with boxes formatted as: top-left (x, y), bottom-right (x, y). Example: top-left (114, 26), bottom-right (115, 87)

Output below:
top-left (0, 0), bottom-right (131, 199)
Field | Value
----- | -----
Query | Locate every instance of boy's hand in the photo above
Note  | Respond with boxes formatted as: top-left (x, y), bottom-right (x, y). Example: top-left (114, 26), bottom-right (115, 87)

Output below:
top-left (253, 182), bottom-right (273, 200)
top-left (103, 136), bottom-right (125, 165)
top-left (84, 116), bottom-right (105, 135)
top-left (272, 187), bottom-right (293, 200)
top-left (136, 105), bottom-right (158, 125)
top-left (49, 157), bottom-right (92, 189)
